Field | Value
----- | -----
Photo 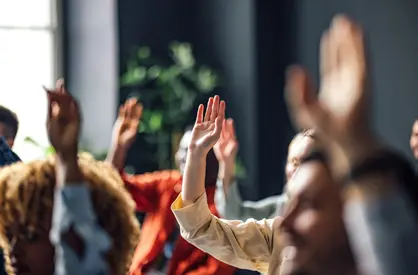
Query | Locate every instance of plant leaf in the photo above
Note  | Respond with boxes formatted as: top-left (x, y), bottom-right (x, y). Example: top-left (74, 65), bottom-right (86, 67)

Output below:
top-left (138, 47), bottom-right (151, 59)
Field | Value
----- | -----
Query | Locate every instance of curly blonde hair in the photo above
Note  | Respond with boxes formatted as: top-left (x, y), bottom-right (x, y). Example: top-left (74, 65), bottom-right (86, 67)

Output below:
top-left (0, 153), bottom-right (140, 275)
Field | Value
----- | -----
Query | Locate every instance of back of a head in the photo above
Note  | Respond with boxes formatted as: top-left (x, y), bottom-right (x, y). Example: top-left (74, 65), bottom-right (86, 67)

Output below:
top-left (0, 106), bottom-right (19, 140)
top-left (289, 129), bottom-right (323, 152)
top-left (0, 153), bottom-right (140, 275)
top-left (284, 129), bottom-right (324, 182)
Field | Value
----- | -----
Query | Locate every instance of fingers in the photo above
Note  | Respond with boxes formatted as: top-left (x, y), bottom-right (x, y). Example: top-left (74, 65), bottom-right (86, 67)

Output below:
top-left (325, 15), bottom-right (363, 74)
top-left (210, 99), bottom-right (225, 140)
top-left (218, 99), bottom-right (225, 121)
top-left (119, 104), bottom-right (126, 118)
top-left (45, 89), bottom-right (53, 120)
top-left (55, 79), bottom-right (65, 93)
top-left (69, 96), bottom-right (81, 121)
top-left (227, 118), bottom-right (235, 138)
top-left (134, 102), bottom-right (143, 120)
top-left (220, 119), bottom-right (227, 140)
top-left (285, 66), bottom-right (317, 130)
top-left (330, 15), bottom-right (365, 73)
top-left (46, 87), bottom-right (80, 122)
top-left (125, 102), bottom-right (132, 118)
top-left (212, 116), bottom-right (223, 139)
top-left (204, 97), bottom-right (214, 122)
top-left (210, 96), bottom-right (220, 122)
top-left (228, 139), bottom-right (239, 156)
top-left (196, 104), bottom-right (204, 124)
top-left (319, 31), bottom-right (331, 76)
top-left (124, 98), bottom-right (135, 118)
top-left (203, 96), bottom-right (224, 124)
top-left (120, 98), bottom-right (142, 122)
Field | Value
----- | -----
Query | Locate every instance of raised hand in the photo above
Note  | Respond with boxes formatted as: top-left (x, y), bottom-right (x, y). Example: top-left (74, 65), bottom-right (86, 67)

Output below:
top-left (111, 98), bottom-right (142, 150)
top-left (214, 118), bottom-right (238, 189)
top-left (181, 95), bottom-right (225, 205)
top-left (214, 118), bottom-right (239, 164)
top-left (285, 15), bottom-right (375, 166)
top-left (189, 96), bottom-right (225, 156)
top-left (45, 80), bottom-right (81, 160)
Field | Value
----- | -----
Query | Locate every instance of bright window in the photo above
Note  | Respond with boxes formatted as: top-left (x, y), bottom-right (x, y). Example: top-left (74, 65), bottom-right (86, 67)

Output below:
top-left (0, 0), bottom-right (59, 160)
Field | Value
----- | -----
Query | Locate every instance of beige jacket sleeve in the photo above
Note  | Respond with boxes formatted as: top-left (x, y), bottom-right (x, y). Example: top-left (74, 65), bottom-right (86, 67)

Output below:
top-left (172, 192), bottom-right (282, 274)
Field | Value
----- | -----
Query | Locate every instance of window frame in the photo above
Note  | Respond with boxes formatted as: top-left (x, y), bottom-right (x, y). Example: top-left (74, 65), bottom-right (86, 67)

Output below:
top-left (0, 0), bottom-right (62, 158)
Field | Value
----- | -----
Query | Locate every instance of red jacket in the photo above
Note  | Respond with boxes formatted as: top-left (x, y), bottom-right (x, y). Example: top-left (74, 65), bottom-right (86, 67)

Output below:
top-left (123, 170), bottom-right (236, 275)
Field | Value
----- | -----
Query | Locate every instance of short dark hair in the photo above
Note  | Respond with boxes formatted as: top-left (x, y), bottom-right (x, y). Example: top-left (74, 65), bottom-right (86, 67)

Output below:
top-left (0, 106), bottom-right (19, 139)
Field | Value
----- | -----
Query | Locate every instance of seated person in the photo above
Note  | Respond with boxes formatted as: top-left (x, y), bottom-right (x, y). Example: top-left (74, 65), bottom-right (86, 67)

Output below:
top-left (173, 15), bottom-right (418, 275)
top-left (214, 123), bottom-right (316, 219)
top-left (0, 85), bottom-right (140, 275)
top-left (106, 99), bottom-right (236, 275)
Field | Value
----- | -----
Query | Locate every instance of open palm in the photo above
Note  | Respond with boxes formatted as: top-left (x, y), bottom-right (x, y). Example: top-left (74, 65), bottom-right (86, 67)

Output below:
top-left (214, 118), bottom-right (238, 163)
top-left (190, 96), bottom-right (225, 154)
top-left (113, 98), bottom-right (142, 149)
top-left (45, 82), bottom-right (81, 157)
top-left (286, 15), bottom-right (368, 143)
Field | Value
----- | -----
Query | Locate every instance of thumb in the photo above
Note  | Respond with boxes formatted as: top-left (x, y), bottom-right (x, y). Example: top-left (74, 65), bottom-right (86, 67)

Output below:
top-left (230, 140), bottom-right (239, 156)
top-left (285, 66), bottom-right (328, 131)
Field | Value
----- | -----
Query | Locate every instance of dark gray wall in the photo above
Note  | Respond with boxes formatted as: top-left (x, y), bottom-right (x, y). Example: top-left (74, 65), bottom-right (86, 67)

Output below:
top-left (195, 0), bottom-right (296, 199)
top-left (116, 0), bottom-right (296, 199)
top-left (195, 1), bottom-right (259, 198)
top-left (64, 0), bottom-right (418, 200)
top-left (296, 0), bottom-right (418, 161)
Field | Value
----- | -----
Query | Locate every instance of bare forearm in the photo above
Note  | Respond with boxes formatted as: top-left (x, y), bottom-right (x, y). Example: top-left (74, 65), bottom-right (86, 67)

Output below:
top-left (181, 152), bottom-right (206, 206)
top-left (218, 161), bottom-right (235, 197)
top-left (56, 156), bottom-right (83, 186)
top-left (106, 145), bottom-right (127, 170)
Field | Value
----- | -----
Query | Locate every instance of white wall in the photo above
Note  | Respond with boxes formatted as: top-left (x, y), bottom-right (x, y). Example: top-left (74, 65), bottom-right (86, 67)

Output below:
top-left (66, 0), bottom-right (118, 154)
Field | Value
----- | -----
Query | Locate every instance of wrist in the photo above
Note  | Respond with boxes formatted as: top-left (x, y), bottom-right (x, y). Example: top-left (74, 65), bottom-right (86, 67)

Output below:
top-left (111, 141), bottom-right (130, 153)
top-left (329, 132), bottom-right (383, 177)
top-left (116, 141), bottom-right (131, 151)
top-left (106, 144), bottom-right (128, 170)
top-left (218, 161), bottom-right (235, 182)
top-left (56, 149), bottom-right (78, 165)
top-left (56, 156), bottom-right (83, 185)
top-left (339, 133), bottom-right (382, 166)
top-left (187, 144), bottom-right (210, 160)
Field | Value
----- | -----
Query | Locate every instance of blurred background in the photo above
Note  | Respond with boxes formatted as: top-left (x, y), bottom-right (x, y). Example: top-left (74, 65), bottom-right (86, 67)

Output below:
top-left (2, 0), bottom-right (418, 203)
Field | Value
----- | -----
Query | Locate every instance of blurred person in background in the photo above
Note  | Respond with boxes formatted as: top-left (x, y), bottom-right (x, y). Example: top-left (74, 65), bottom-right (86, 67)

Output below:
top-left (173, 15), bottom-right (418, 275)
top-left (410, 119), bottom-right (418, 160)
top-left (172, 96), bottom-right (356, 275)
top-left (0, 84), bottom-right (141, 275)
top-left (0, 105), bottom-right (19, 149)
top-left (214, 125), bottom-right (317, 220)
top-left (106, 98), bottom-right (236, 275)
top-left (0, 106), bottom-right (20, 166)
top-left (0, 105), bottom-right (20, 275)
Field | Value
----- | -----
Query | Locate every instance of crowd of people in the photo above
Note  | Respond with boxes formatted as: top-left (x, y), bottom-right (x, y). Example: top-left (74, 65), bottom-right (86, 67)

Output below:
top-left (0, 14), bottom-right (418, 275)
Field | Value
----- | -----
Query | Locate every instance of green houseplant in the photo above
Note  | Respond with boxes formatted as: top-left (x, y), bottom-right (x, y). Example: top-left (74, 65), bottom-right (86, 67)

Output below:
top-left (121, 42), bottom-right (220, 169)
